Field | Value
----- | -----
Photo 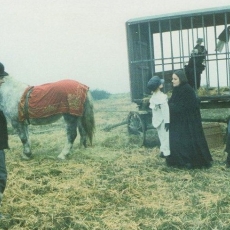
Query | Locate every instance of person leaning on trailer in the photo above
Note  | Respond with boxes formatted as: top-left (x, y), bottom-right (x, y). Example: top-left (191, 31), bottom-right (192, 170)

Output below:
top-left (184, 38), bottom-right (207, 90)
top-left (166, 70), bottom-right (213, 169)
top-left (147, 76), bottom-right (170, 158)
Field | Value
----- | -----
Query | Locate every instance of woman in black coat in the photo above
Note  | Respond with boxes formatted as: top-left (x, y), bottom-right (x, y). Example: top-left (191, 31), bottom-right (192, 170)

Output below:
top-left (166, 70), bottom-right (213, 169)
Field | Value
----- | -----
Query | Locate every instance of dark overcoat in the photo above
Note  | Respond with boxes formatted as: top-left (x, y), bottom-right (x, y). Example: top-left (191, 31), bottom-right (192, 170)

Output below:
top-left (166, 83), bottom-right (213, 168)
top-left (184, 44), bottom-right (206, 89)
top-left (0, 111), bottom-right (9, 150)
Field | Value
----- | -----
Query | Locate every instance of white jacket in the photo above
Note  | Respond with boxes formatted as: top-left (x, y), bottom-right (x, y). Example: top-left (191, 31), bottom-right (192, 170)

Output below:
top-left (149, 91), bottom-right (170, 128)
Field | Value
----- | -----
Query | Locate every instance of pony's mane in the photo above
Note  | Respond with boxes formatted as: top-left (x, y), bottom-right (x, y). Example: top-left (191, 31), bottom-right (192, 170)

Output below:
top-left (0, 75), bottom-right (29, 116)
top-left (5, 75), bottom-right (29, 89)
top-left (2, 75), bottom-right (29, 98)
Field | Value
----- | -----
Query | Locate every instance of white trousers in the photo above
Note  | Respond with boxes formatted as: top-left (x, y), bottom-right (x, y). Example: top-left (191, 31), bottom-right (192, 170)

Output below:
top-left (156, 122), bottom-right (170, 156)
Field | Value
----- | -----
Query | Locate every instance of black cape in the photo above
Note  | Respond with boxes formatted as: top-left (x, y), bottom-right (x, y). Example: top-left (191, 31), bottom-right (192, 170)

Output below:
top-left (0, 111), bottom-right (9, 150)
top-left (166, 83), bottom-right (212, 168)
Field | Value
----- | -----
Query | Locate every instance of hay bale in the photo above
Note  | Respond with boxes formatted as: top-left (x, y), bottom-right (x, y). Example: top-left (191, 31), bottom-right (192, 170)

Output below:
top-left (202, 122), bottom-right (224, 149)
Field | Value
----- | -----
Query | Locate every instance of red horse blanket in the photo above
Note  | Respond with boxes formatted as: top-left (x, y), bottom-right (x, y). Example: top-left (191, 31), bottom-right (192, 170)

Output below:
top-left (18, 79), bottom-right (89, 121)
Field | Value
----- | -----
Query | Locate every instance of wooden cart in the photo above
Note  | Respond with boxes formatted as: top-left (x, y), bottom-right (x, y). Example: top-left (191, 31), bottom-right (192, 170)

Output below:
top-left (126, 6), bottom-right (230, 146)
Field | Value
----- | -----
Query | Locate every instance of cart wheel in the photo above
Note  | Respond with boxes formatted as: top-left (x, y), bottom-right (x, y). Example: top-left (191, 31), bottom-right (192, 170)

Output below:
top-left (127, 111), bottom-right (146, 146)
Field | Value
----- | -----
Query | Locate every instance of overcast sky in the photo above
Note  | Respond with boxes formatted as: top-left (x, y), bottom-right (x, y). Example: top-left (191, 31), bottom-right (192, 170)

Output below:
top-left (0, 0), bottom-right (229, 93)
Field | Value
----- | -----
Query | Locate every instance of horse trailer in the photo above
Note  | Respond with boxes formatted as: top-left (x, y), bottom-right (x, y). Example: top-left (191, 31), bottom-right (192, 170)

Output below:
top-left (126, 6), bottom-right (230, 146)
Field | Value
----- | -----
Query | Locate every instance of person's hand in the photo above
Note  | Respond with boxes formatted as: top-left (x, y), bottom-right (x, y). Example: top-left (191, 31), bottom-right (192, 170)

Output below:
top-left (142, 97), bottom-right (150, 104)
top-left (192, 48), bottom-right (198, 54)
top-left (165, 123), bottom-right (169, 132)
top-left (155, 104), bottom-right (161, 109)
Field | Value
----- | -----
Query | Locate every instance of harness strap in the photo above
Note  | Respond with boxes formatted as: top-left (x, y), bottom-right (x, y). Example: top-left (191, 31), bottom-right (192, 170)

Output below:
top-left (24, 86), bottom-right (34, 124)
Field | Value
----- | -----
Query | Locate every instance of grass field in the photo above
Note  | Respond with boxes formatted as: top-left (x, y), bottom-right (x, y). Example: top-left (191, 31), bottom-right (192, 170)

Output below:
top-left (1, 93), bottom-right (230, 230)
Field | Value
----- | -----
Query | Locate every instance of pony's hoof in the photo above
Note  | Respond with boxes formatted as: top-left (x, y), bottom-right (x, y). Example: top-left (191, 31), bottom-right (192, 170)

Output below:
top-left (57, 155), bottom-right (66, 160)
top-left (21, 154), bottom-right (31, 161)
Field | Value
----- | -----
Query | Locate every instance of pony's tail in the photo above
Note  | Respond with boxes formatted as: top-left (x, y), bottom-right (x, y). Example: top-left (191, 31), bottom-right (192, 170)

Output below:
top-left (81, 91), bottom-right (95, 145)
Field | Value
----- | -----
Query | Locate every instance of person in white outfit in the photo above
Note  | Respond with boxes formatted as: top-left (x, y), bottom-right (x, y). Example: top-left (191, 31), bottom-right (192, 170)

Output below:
top-left (147, 76), bottom-right (170, 158)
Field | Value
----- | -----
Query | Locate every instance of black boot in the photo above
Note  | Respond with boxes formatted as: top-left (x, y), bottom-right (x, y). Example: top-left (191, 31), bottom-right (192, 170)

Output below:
top-left (226, 152), bottom-right (230, 168)
top-left (225, 121), bottom-right (230, 168)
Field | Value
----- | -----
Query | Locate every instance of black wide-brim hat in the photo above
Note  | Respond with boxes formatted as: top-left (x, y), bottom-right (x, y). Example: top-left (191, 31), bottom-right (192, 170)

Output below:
top-left (0, 62), bottom-right (8, 77)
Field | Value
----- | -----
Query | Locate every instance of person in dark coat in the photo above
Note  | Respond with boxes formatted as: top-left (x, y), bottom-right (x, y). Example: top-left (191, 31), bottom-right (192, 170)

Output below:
top-left (0, 63), bottom-right (9, 215)
top-left (184, 38), bottom-right (207, 89)
top-left (166, 70), bottom-right (213, 169)
top-left (0, 111), bottom-right (8, 195)
top-left (224, 120), bottom-right (230, 168)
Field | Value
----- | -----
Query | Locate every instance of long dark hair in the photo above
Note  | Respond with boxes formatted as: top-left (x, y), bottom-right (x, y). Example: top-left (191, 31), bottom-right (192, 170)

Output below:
top-left (174, 69), bottom-right (188, 85)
